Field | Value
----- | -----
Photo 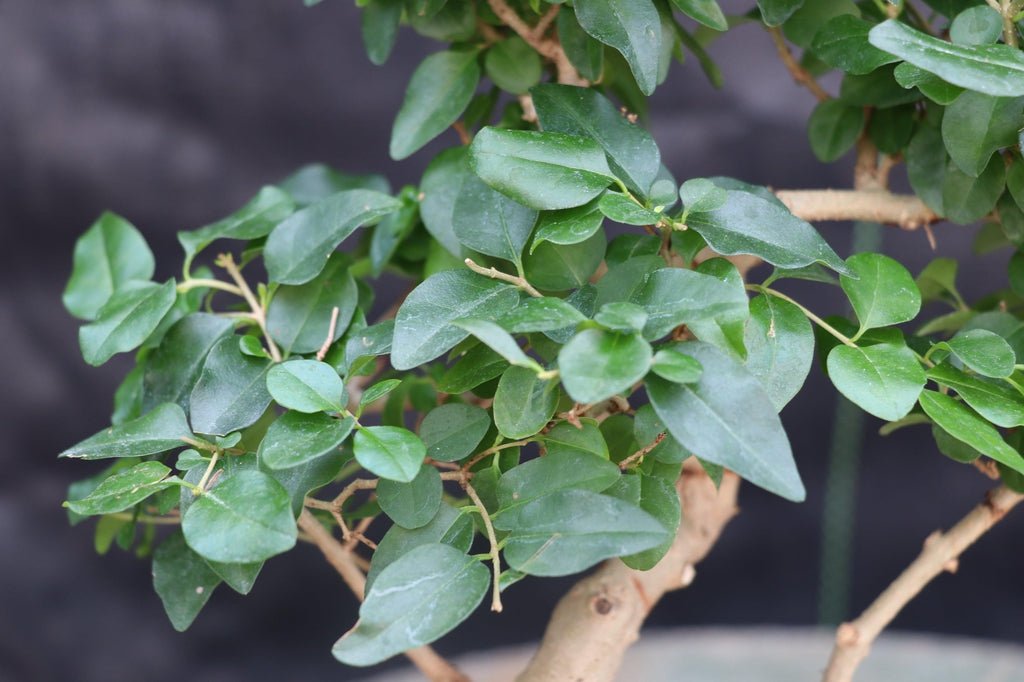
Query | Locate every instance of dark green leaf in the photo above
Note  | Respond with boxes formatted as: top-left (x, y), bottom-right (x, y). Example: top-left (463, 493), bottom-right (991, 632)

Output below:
top-left (574, 0), bottom-right (662, 95)
top-left (679, 178), bottom-right (727, 215)
top-left (542, 419), bottom-right (609, 459)
top-left (523, 229), bottom-right (607, 291)
top-left (947, 329), bottom-right (1016, 378)
top-left (453, 174), bottom-right (537, 268)
top-left (61, 402), bottom-right (192, 460)
top-left (189, 337), bottom-right (273, 436)
top-left (267, 254), bottom-right (358, 354)
top-left (142, 313), bottom-right (234, 414)
top-left (927, 362), bottom-right (1024, 427)
top-left (942, 154), bottom-right (1005, 224)
top-left (259, 412), bottom-right (354, 470)
top-left (919, 389), bottom-right (1024, 474)
top-left (594, 301), bottom-right (649, 333)
top-left (634, 404), bottom-right (688, 463)
top-left (485, 37), bottom-right (543, 94)
top-left (152, 532), bottom-right (221, 632)
top-left (743, 295), bottom-right (814, 410)
top-left (378, 464), bottom-right (443, 529)
top-left (266, 360), bottom-right (345, 413)
top-left (670, 0), bottom-right (727, 31)
top-left (559, 329), bottom-right (652, 403)
top-left (354, 426), bottom-right (426, 482)
top-left (419, 147), bottom-right (474, 257)
top-left (178, 187), bottom-right (294, 268)
top-left (557, 8), bottom-right (605, 82)
top-left (493, 366), bottom-right (559, 439)
top-left (757, 0), bottom-right (805, 26)
top-left (437, 344), bottom-right (509, 394)
top-left (280, 164), bottom-right (391, 207)
top-left (531, 200), bottom-right (605, 251)
top-left (366, 502), bottom-right (475, 589)
top-left (841, 253), bottom-right (921, 334)
top-left (782, 0), bottom-right (857, 48)
top-left (370, 188), bottom-right (420, 276)
top-left (807, 99), bottom-right (865, 162)
top-left (620, 475), bottom-right (680, 570)
top-left (827, 343), bottom-right (926, 421)
top-left (420, 403), bottom-right (491, 462)
top-left (811, 15), bottom-right (899, 75)
top-left (79, 280), bottom-right (177, 366)
top-left (632, 266), bottom-right (749, 341)
top-left (65, 461), bottom-right (179, 515)
top-left (361, 0), bottom-right (403, 65)
top-left (942, 92), bottom-right (1024, 178)
top-left (497, 296), bottom-right (587, 333)
top-left (205, 560), bottom-right (262, 596)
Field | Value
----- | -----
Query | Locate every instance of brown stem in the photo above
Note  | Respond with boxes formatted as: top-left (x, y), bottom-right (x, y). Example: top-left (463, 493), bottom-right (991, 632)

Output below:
top-left (316, 306), bottom-right (341, 362)
top-left (485, 0), bottom-right (586, 86)
top-left (822, 484), bottom-right (1024, 682)
top-left (216, 253), bottom-right (282, 362)
top-left (461, 478), bottom-right (504, 613)
top-left (618, 432), bottom-right (666, 471)
top-left (464, 258), bottom-right (543, 298)
top-left (768, 27), bottom-right (830, 102)
top-left (515, 463), bottom-right (741, 682)
top-left (776, 189), bottom-right (938, 229)
top-left (297, 510), bottom-right (470, 682)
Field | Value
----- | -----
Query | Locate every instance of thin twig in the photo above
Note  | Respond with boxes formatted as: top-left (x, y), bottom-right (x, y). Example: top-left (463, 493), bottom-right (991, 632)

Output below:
top-left (462, 439), bottom-right (532, 473)
top-left (176, 278), bottom-right (244, 297)
top-left (485, 0), bottom-right (585, 85)
top-left (452, 120), bottom-right (472, 145)
top-left (619, 432), bottom-right (666, 470)
top-left (461, 477), bottom-right (504, 613)
top-left (316, 306), bottom-right (341, 362)
top-left (216, 253), bottom-right (282, 362)
top-left (464, 258), bottom-right (543, 297)
top-left (767, 27), bottom-right (830, 102)
top-left (532, 4), bottom-right (559, 40)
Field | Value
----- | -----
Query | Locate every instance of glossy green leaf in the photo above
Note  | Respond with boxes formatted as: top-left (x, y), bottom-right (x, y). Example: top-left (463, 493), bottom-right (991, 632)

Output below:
top-left (757, 0), bottom-right (804, 26)
top-left (686, 258), bottom-right (750, 359)
top-left (686, 189), bottom-right (851, 276)
top-left (178, 187), bottom-right (294, 267)
top-left (354, 426), bottom-right (425, 482)
top-left (79, 280), bottom-right (176, 366)
top-left (531, 84), bottom-right (661, 196)
top-left (419, 147), bottom-right (474, 257)
top-left (485, 36), bottom-right (542, 94)
top-left (390, 49), bottom-right (481, 159)
top-left (942, 154), bottom-right (1005, 224)
top-left (420, 403), bottom-right (490, 463)
top-left (919, 389), bottom-right (1024, 474)
top-left (827, 343), bottom-right (926, 421)
top-left (391, 270), bottom-right (520, 370)
top-left (65, 461), bottom-right (179, 515)
top-left (497, 296), bottom-right (587, 333)
top-left (650, 348), bottom-right (703, 384)
top-left (574, 0), bottom-right (662, 95)
top-left (366, 502), bottom-right (475, 590)
top-left (493, 366), bottom-right (559, 439)
top-left (558, 329), bottom-right (652, 403)
top-left (142, 313), bottom-right (234, 414)
top-left (531, 200), bottom-right (605, 251)
top-left (893, 62), bottom-right (965, 104)
top-left (869, 19), bottom-right (1024, 97)
top-left (523, 229), bottom-right (607, 291)
top-left (189, 337), bottom-right (273, 436)
top-left (942, 92), bottom-right (1024, 178)
top-left (950, 5), bottom-right (1003, 46)
top-left (947, 329), bottom-right (1016, 378)
top-left (437, 344), bottom-right (509, 394)
top-left (359, 379), bottom-right (402, 414)
top-left (182, 470), bottom-right (297, 563)
top-left (454, 318), bottom-right (542, 372)
top-left (205, 560), bottom-right (262, 596)
top-left (407, 0), bottom-right (475, 41)
top-left (647, 342), bottom-right (804, 501)
top-left (64, 212), bottom-right (155, 321)
top-left (333, 543), bottom-right (488, 666)
top-left (266, 360), bottom-right (345, 413)
top-left (620, 475), bottom-right (680, 570)
top-left (267, 254), bottom-right (358, 354)
top-left (632, 267), bottom-right (749, 341)
top-left (679, 178), bottom-right (727, 215)
top-left (542, 419), bottom-right (609, 460)
top-left (503, 489), bottom-right (668, 576)
top-left (782, 0), bottom-right (857, 48)
top-left (598, 192), bottom-right (661, 225)
top-left (280, 164), bottom-right (391, 207)
top-left (670, 0), bottom-right (727, 31)
top-left (807, 100), bottom-right (864, 162)
top-left (841, 253), bottom-right (921, 334)
top-left (152, 532), bottom-right (221, 632)
top-left (264, 189), bottom-right (400, 285)
top-left (259, 412), bottom-right (354, 470)
top-left (633, 404), bottom-right (688, 463)
top-left (61, 402), bottom-right (192, 460)
top-left (470, 127), bottom-right (616, 210)
top-left (361, 0), bottom-right (403, 65)
top-left (262, 444), bottom-right (346, 516)
top-left (811, 15), bottom-right (898, 75)
top-left (557, 8), bottom-right (604, 81)
top-left (378, 464), bottom-right (442, 529)
top-left (594, 301), bottom-right (648, 333)
top-left (452, 174), bottom-right (537, 268)
top-left (743, 295), bottom-right (814, 410)
top-left (927, 362), bottom-right (1024, 427)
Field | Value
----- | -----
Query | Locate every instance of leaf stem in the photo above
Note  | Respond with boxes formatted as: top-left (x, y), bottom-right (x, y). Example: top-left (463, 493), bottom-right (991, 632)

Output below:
top-left (751, 285), bottom-right (857, 348)
top-left (316, 306), bottom-right (341, 362)
top-left (176, 278), bottom-right (244, 297)
top-left (216, 253), bottom-right (282, 362)
top-left (619, 432), bottom-right (666, 471)
top-left (195, 451), bottom-right (220, 493)
top-left (461, 477), bottom-right (503, 613)
top-left (464, 258), bottom-right (543, 298)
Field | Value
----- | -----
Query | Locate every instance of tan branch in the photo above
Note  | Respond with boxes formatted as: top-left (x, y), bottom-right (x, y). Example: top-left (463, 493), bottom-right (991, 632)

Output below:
top-left (822, 484), bottom-right (1024, 682)
top-left (461, 478), bottom-right (504, 613)
top-left (297, 510), bottom-right (470, 682)
top-left (216, 253), bottom-right (282, 362)
top-left (768, 27), bottom-right (830, 102)
top-left (485, 0), bottom-right (586, 86)
top-left (464, 258), bottom-right (543, 298)
top-left (515, 463), bottom-right (740, 682)
top-left (776, 189), bottom-right (938, 230)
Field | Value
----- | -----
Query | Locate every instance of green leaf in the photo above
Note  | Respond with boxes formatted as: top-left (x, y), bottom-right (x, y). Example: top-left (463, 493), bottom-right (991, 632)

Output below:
top-left (266, 254), bottom-right (358, 354)
top-left (634, 404), bottom-right (688, 463)
top-left (531, 84), bottom-right (661, 196)
top-left (65, 461), bottom-right (179, 515)
top-left (841, 253), bottom-right (921, 334)
top-left (419, 147), bottom-right (474, 257)
top-left (557, 9), bottom-right (605, 82)
top-left (262, 445), bottom-right (346, 517)
top-left (178, 187), bottom-right (295, 268)
top-left (182, 470), bottom-right (297, 563)
top-left (437, 344), bottom-right (509, 394)
top-left (594, 301), bottom-right (649, 333)
top-left (454, 318), bottom-right (542, 372)
top-left (377, 465), bottom-right (443, 529)
top-left (620, 475), bottom-right (680, 570)
top-left (686, 189), bottom-right (851, 276)
top-left (558, 329), bottom-right (652, 403)
top-left (947, 329), bottom-right (1016, 378)
top-left (61, 402), bottom-right (192, 460)
top-left (542, 419), bottom-right (610, 459)
top-left (670, 0), bottom-right (727, 31)
top-left (452, 174), bottom-right (537, 268)
top-left (259, 412), bottom-right (355, 470)
top-left (782, 0), bottom-right (857, 49)
top-left (942, 92), bottom-right (1024, 178)
top-left (264, 189), bottom-right (401, 285)
top-left (79, 280), bottom-right (177, 366)
top-left (485, 36), bottom-right (542, 94)
top-left (420, 403), bottom-right (491, 462)
top-left (679, 178), bottom-right (727, 215)
top-left (893, 62), bottom-right (964, 104)
top-left (469, 127), bottom-right (616, 210)
top-left (370, 187), bottom-right (419, 276)
top-left (632, 267), bottom-right (749, 341)
top-left (493, 366), bottom-right (559, 439)
top-left (354, 426), bottom-right (425, 482)
top-left (574, 0), bottom-right (662, 95)
top-left (503, 489), bottom-right (668, 576)
top-left (757, 0), bottom-right (804, 26)
top-left (142, 313), bottom-right (234, 414)
top-left (916, 257), bottom-right (961, 304)
top-left (950, 5), bottom-right (1003, 46)
top-left (64, 212), bottom-right (154, 321)
top-left (205, 560), bottom-right (262, 596)
top-left (407, 0), bottom-right (475, 41)
top-left (280, 164), bottom-right (391, 207)
top-left (811, 15), bottom-right (899, 76)
top-left (497, 296), bottom-right (587, 333)
top-left (152, 532), bottom-right (221, 632)
top-left (687, 258), bottom-right (750, 359)
top-left (361, 0), bottom-right (402, 65)
top-left (807, 99), bottom-right (865, 162)
top-left (827, 343), bottom-right (926, 421)
top-left (391, 270), bottom-right (520, 370)
top-left (598, 192), bottom-right (662, 225)
top-left (927, 362), bottom-right (1024, 427)
top-left (390, 49), bottom-right (481, 159)
top-left (366, 503), bottom-right (475, 589)
top-left (333, 543), bottom-right (488, 666)
top-left (868, 19), bottom-right (1024, 97)
top-left (647, 342), bottom-right (805, 501)
top-left (359, 379), bottom-right (402, 414)
top-left (523, 229), bottom-right (607, 291)
top-left (531, 200), bottom-right (605, 251)
top-left (650, 348), bottom-right (703, 384)
top-left (266, 360), bottom-right (345, 413)
top-left (942, 154), bottom-right (1005, 224)
top-left (743, 295), bottom-right (814, 410)
top-left (189, 337), bottom-right (273, 436)
top-left (919, 390), bottom-right (1024, 474)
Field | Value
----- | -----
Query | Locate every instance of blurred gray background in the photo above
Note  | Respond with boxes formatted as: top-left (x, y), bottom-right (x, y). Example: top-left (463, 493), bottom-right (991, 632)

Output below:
top-left (1, 2), bottom-right (1021, 681)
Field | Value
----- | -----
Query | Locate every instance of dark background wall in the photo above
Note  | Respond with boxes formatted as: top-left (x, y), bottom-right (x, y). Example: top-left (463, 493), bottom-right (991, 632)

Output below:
top-left (1, 2), bottom-right (1020, 681)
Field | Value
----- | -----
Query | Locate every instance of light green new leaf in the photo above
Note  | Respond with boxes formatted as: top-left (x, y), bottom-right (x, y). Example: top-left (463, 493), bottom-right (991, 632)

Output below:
top-left (61, 402), bottom-right (192, 460)
top-left (743, 295), bottom-right (814, 411)
top-left (390, 49), bottom-right (481, 160)
top-left (152, 532), bottom-right (221, 632)
top-left (941, 91), bottom-right (1024, 178)
top-left (264, 189), bottom-right (401, 285)
top-left (651, 348), bottom-right (703, 384)
top-left (493, 366), bottom-right (559, 439)
top-left (259, 412), bottom-right (355, 470)
top-left (452, 174), bottom-right (537, 268)
top-left (79, 280), bottom-right (177, 366)
top-left (354, 426), bottom-right (425, 482)
top-left (470, 127), bottom-right (616, 210)
top-left (178, 187), bottom-right (294, 268)
top-left (919, 390), bottom-right (1024, 475)
top-left (333, 543), bottom-right (488, 666)
top-left (392, 270), bottom-right (520, 370)
top-left (454, 318), bottom-right (542, 372)
top-left (686, 189), bottom-right (851, 276)
top-left (182, 470), bottom-right (297, 563)
top-left (142, 313), bottom-right (234, 414)
top-left (378, 464), bottom-right (443, 529)
top-left (524, 230), bottom-right (607, 291)
top-left (65, 461), bottom-right (179, 515)
top-left (647, 343), bottom-right (804, 501)
top-left (807, 99), bottom-right (864, 162)
top-left (574, 0), bottom-right (662, 95)
top-left (927, 362), bottom-right (1024, 427)
top-left (811, 15), bottom-right (899, 75)
top-left (869, 20), bottom-right (1024, 97)
top-left (267, 360), bottom-right (346, 414)
top-left (558, 329), bottom-right (652, 404)
top-left (947, 329), bottom-right (1016, 378)
top-left (189, 337), bottom-right (273, 436)
top-left (531, 84), bottom-right (660, 196)
top-left (594, 301), bottom-right (649, 333)
top-left (419, 403), bottom-right (490, 462)
top-left (679, 178), bottom-right (727, 215)
top-left (827, 343), bottom-right (925, 421)
top-left (503, 489), bottom-right (669, 576)
top-left (64, 212), bottom-right (155, 321)
top-left (266, 254), bottom-right (358, 354)
top-left (841, 253), bottom-right (921, 334)
top-left (485, 36), bottom-right (542, 94)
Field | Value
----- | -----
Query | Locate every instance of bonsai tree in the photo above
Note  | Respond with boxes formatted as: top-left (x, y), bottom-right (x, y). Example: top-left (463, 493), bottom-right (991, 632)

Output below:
top-left (59, 0), bottom-right (1024, 680)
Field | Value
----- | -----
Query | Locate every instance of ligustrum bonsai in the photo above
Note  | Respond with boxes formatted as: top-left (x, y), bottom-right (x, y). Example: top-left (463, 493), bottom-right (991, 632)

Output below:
top-left (60, 0), bottom-right (1024, 680)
